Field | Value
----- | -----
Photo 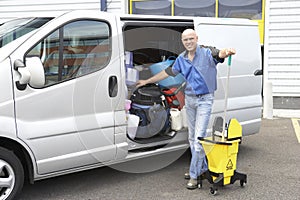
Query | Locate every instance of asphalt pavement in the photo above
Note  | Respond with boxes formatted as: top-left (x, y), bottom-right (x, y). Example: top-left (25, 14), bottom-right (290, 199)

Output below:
top-left (17, 117), bottom-right (300, 200)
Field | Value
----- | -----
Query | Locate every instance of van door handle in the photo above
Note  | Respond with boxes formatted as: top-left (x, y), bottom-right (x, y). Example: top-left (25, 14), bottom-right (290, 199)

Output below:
top-left (254, 69), bottom-right (263, 76)
top-left (109, 76), bottom-right (118, 97)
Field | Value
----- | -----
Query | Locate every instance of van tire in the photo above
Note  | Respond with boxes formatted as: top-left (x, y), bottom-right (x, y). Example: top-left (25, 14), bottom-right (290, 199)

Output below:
top-left (0, 147), bottom-right (24, 200)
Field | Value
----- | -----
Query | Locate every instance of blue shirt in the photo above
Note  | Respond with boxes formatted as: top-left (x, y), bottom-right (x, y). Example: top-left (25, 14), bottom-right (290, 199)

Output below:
top-left (172, 46), bottom-right (223, 96)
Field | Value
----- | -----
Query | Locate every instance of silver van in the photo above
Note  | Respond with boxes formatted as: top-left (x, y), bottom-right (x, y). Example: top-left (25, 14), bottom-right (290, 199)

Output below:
top-left (0, 10), bottom-right (262, 200)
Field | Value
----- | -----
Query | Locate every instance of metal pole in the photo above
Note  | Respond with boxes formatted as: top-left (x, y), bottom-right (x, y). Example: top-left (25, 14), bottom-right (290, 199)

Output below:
top-left (101, 0), bottom-right (107, 11)
top-left (222, 55), bottom-right (231, 142)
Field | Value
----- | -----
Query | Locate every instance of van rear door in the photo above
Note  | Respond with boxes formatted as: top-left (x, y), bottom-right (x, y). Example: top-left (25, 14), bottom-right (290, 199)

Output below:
top-left (193, 17), bottom-right (262, 135)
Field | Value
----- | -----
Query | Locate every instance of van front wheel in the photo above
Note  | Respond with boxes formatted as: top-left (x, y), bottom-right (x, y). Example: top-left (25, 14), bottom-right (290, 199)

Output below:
top-left (0, 147), bottom-right (24, 200)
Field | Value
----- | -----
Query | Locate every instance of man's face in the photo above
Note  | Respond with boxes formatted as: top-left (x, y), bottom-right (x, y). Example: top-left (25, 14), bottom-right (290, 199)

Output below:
top-left (181, 31), bottom-right (198, 52)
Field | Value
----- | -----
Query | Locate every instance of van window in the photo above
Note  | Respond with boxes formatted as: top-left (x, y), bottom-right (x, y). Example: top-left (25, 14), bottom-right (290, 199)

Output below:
top-left (27, 20), bottom-right (111, 87)
top-left (0, 18), bottom-right (51, 48)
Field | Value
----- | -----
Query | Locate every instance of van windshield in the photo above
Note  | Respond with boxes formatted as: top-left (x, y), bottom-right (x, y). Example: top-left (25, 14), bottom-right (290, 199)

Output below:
top-left (0, 17), bottom-right (52, 48)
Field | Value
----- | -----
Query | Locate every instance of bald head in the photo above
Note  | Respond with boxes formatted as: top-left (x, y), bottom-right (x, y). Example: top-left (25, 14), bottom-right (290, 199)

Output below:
top-left (181, 29), bottom-right (198, 53)
top-left (182, 29), bottom-right (197, 38)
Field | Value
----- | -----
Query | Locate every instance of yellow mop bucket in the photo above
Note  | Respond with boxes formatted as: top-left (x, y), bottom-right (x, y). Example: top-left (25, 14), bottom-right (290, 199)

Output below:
top-left (200, 137), bottom-right (240, 185)
top-left (198, 118), bottom-right (246, 195)
top-left (197, 56), bottom-right (247, 195)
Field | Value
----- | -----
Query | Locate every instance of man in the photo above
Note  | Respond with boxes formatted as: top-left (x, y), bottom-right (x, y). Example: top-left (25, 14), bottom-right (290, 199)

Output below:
top-left (136, 29), bottom-right (235, 189)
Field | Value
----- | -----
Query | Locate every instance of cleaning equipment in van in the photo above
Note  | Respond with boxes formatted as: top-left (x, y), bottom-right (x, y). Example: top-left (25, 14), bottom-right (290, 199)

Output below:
top-left (127, 114), bottom-right (140, 139)
top-left (130, 84), bottom-right (170, 138)
top-left (170, 108), bottom-right (183, 131)
top-left (160, 82), bottom-right (186, 131)
top-left (125, 51), bottom-right (140, 86)
top-left (160, 81), bottom-right (186, 110)
top-left (130, 103), bottom-right (169, 138)
top-left (149, 57), bottom-right (185, 88)
top-left (198, 55), bottom-right (247, 195)
top-left (130, 83), bottom-right (163, 105)
top-left (150, 57), bottom-right (186, 110)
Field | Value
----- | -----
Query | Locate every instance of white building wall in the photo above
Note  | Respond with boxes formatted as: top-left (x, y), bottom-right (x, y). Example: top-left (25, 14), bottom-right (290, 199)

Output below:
top-left (106, 0), bottom-right (126, 13)
top-left (264, 0), bottom-right (300, 97)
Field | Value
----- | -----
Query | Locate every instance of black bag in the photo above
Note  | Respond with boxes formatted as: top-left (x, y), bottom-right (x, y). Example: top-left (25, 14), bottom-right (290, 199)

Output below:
top-left (130, 84), bottom-right (163, 105)
top-left (129, 84), bottom-right (171, 139)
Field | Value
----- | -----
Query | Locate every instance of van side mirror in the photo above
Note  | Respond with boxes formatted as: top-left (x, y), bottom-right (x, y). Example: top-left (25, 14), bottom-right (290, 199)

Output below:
top-left (25, 57), bottom-right (45, 88)
top-left (14, 57), bottom-right (45, 90)
top-left (14, 59), bottom-right (30, 90)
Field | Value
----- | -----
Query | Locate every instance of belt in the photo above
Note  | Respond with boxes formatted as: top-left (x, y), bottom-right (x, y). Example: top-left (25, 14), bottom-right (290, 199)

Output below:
top-left (196, 93), bottom-right (209, 97)
top-left (186, 93), bottom-right (210, 98)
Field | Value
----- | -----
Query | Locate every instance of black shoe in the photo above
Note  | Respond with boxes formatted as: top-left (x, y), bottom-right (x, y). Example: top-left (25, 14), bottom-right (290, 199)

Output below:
top-left (186, 178), bottom-right (198, 190)
top-left (184, 172), bottom-right (190, 180)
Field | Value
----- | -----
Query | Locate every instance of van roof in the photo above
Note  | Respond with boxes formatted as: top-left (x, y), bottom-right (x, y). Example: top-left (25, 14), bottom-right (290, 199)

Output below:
top-left (119, 13), bottom-right (257, 26)
top-left (2, 10), bottom-right (257, 27)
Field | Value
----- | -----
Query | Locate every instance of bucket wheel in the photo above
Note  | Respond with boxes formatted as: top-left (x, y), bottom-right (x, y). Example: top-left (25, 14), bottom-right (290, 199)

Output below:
top-left (210, 187), bottom-right (218, 195)
top-left (240, 179), bottom-right (247, 187)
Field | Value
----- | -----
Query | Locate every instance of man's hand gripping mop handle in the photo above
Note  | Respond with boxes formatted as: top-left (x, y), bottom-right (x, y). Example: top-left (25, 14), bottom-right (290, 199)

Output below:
top-left (222, 55), bottom-right (232, 142)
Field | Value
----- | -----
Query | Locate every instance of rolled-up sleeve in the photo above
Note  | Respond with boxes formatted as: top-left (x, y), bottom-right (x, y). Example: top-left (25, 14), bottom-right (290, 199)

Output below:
top-left (165, 58), bottom-right (180, 77)
top-left (201, 45), bottom-right (224, 63)
top-left (165, 66), bottom-right (176, 77)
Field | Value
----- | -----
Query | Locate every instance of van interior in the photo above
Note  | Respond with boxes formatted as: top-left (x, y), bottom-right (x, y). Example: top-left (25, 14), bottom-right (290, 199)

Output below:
top-left (123, 23), bottom-right (192, 66)
top-left (122, 21), bottom-right (194, 144)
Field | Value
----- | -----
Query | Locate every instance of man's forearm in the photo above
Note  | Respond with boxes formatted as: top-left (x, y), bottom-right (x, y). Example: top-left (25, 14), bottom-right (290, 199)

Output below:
top-left (147, 70), bottom-right (169, 84)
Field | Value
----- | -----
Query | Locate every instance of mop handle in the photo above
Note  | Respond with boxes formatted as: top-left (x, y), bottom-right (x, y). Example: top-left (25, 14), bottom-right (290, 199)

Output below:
top-left (222, 55), bottom-right (232, 142)
top-left (228, 54), bottom-right (232, 66)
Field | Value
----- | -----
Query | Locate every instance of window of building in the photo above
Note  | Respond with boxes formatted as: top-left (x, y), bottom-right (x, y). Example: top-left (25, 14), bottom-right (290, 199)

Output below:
top-left (131, 0), bottom-right (171, 15)
top-left (129, 0), bottom-right (264, 44)
top-left (129, 0), bottom-right (262, 19)
top-left (218, 0), bottom-right (262, 20)
top-left (174, 0), bottom-right (215, 17)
